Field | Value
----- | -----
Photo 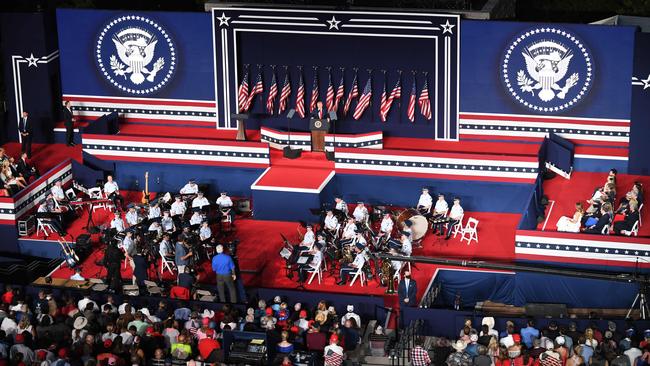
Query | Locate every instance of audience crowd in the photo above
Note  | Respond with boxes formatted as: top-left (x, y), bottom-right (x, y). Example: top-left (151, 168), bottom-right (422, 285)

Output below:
top-left (0, 148), bottom-right (39, 196)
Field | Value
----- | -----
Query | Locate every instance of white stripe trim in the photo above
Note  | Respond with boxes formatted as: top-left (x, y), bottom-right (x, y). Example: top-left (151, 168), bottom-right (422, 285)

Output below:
top-left (460, 119), bottom-right (630, 132)
top-left (82, 138), bottom-right (269, 153)
top-left (515, 234), bottom-right (650, 251)
top-left (341, 24), bottom-right (439, 31)
top-left (459, 111), bottom-right (630, 124)
top-left (516, 247), bottom-right (644, 263)
top-left (574, 154), bottom-right (628, 161)
top-left (239, 15), bottom-right (319, 21)
top-left (335, 163), bottom-right (537, 179)
top-left (63, 94), bottom-right (215, 105)
top-left (232, 20), bottom-right (326, 27)
top-left (210, 7), bottom-right (459, 18)
top-left (349, 18), bottom-right (433, 24)
top-left (84, 149), bottom-right (268, 164)
top-left (335, 152), bottom-right (538, 168)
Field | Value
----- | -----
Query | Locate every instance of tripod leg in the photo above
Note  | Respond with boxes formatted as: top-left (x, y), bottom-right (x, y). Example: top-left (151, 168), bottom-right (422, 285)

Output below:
top-left (627, 293), bottom-right (641, 319)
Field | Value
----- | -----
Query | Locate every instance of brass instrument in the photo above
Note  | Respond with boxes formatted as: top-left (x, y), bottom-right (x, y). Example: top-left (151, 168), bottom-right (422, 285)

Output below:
top-left (380, 259), bottom-right (393, 288)
top-left (297, 225), bottom-right (305, 241)
top-left (340, 245), bottom-right (354, 265)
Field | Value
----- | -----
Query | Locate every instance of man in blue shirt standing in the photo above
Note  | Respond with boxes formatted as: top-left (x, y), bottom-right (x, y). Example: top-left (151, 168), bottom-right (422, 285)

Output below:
top-left (520, 319), bottom-right (540, 349)
top-left (211, 244), bottom-right (237, 303)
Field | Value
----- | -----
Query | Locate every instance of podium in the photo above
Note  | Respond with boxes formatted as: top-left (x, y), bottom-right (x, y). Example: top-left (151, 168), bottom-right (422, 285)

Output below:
top-left (309, 118), bottom-right (330, 152)
top-left (231, 113), bottom-right (249, 141)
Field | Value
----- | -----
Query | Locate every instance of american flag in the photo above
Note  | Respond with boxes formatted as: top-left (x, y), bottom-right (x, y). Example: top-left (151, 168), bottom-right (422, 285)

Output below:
top-left (379, 77), bottom-right (387, 122)
top-left (343, 72), bottom-right (359, 116)
top-left (333, 72), bottom-right (345, 112)
top-left (407, 77), bottom-right (416, 122)
top-left (266, 69), bottom-right (278, 114)
top-left (380, 76), bottom-right (401, 122)
top-left (244, 67), bottom-right (263, 112)
top-left (278, 72), bottom-right (291, 115)
top-left (419, 76), bottom-right (432, 120)
top-left (353, 76), bottom-right (372, 120)
top-left (295, 71), bottom-right (306, 118)
top-left (237, 66), bottom-right (250, 112)
top-left (325, 71), bottom-right (335, 112)
top-left (309, 69), bottom-right (319, 113)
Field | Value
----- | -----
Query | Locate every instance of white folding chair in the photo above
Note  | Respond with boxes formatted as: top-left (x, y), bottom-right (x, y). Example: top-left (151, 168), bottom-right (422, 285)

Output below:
top-left (159, 250), bottom-right (177, 275)
top-left (307, 258), bottom-right (323, 285)
top-left (65, 188), bottom-right (77, 200)
top-left (36, 218), bottom-right (54, 238)
top-left (392, 261), bottom-right (403, 283)
top-left (601, 224), bottom-right (610, 235)
top-left (349, 266), bottom-right (366, 287)
top-left (639, 203), bottom-right (644, 227)
top-left (624, 221), bottom-right (639, 237)
top-left (460, 217), bottom-right (479, 245)
top-left (452, 214), bottom-right (465, 238)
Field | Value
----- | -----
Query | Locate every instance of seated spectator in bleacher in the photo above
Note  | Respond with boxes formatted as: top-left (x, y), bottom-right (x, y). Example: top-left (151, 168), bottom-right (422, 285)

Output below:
top-left (16, 152), bottom-right (38, 182)
top-left (614, 201), bottom-right (639, 235)
top-left (1, 160), bottom-right (26, 191)
top-left (584, 203), bottom-right (613, 234)
top-left (446, 339), bottom-right (471, 366)
top-left (340, 318), bottom-right (360, 351)
top-left (368, 325), bottom-right (389, 357)
top-left (276, 330), bottom-right (294, 354)
top-left (557, 202), bottom-right (585, 233)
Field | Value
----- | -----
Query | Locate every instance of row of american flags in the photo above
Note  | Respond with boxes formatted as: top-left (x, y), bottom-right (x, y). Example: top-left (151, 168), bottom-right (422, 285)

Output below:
top-left (237, 65), bottom-right (432, 122)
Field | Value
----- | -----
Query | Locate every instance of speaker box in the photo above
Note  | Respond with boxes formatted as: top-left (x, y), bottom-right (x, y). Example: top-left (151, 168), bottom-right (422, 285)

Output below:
top-left (524, 303), bottom-right (567, 318)
top-left (76, 234), bottom-right (91, 247)
top-left (283, 146), bottom-right (302, 159)
top-left (236, 199), bottom-right (251, 213)
top-left (325, 151), bottom-right (335, 161)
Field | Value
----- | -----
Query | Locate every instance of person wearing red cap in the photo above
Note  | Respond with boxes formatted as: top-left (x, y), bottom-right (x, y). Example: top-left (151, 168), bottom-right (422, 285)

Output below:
top-left (324, 334), bottom-right (344, 366)
top-left (9, 333), bottom-right (34, 365)
top-left (197, 329), bottom-right (221, 363)
top-left (53, 348), bottom-right (71, 366)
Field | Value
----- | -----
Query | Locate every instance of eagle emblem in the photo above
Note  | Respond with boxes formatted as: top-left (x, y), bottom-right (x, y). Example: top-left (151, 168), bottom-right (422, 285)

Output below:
top-left (96, 15), bottom-right (176, 95)
top-left (501, 27), bottom-right (593, 113)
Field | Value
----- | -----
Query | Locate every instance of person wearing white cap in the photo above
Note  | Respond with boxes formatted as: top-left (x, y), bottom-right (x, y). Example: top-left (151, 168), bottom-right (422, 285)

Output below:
top-left (481, 317), bottom-right (499, 338)
top-left (446, 339), bottom-right (471, 366)
top-left (300, 225), bottom-right (315, 250)
top-left (340, 305), bottom-right (361, 327)
top-left (417, 188), bottom-right (433, 215)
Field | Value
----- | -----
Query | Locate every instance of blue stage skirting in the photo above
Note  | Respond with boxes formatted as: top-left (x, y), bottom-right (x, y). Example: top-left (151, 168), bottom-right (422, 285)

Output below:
top-left (18, 239), bottom-right (62, 259)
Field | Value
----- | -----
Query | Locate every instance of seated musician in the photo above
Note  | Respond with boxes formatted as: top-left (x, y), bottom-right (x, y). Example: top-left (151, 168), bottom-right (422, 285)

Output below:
top-left (103, 175), bottom-right (124, 210)
top-left (444, 197), bottom-right (464, 240)
top-left (417, 187), bottom-right (433, 216)
top-left (110, 212), bottom-right (125, 233)
top-left (400, 231), bottom-right (412, 256)
top-left (51, 180), bottom-right (69, 204)
top-left (342, 217), bottom-right (357, 240)
top-left (324, 210), bottom-right (339, 236)
top-left (216, 192), bottom-right (234, 222)
top-left (353, 231), bottom-right (367, 248)
top-left (378, 212), bottom-right (394, 241)
top-left (159, 233), bottom-right (174, 258)
top-left (125, 205), bottom-right (140, 227)
top-left (353, 202), bottom-right (368, 224)
top-left (298, 243), bottom-right (323, 283)
top-left (161, 211), bottom-right (175, 232)
top-left (180, 179), bottom-right (199, 196)
top-left (299, 225), bottom-right (316, 251)
top-left (36, 195), bottom-right (66, 236)
top-left (148, 201), bottom-right (161, 220)
top-left (389, 247), bottom-right (404, 273)
top-left (614, 201), bottom-right (639, 235)
top-left (192, 191), bottom-right (210, 210)
top-left (121, 231), bottom-right (136, 270)
top-left (431, 194), bottom-right (449, 234)
top-left (190, 208), bottom-right (204, 226)
top-left (334, 196), bottom-right (349, 217)
top-left (170, 196), bottom-right (186, 217)
top-left (148, 220), bottom-right (163, 237)
top-left (337, 243), bottom-right (366, 286)
top-left (199, 221), bottom-right (212, 243)
top-left (316, 233), bottom-right (327, 250)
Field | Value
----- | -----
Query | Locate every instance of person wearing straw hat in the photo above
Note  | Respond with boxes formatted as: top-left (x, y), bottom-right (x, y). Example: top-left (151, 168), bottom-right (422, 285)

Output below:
top-left (446, 339), bottom-right (471, 366)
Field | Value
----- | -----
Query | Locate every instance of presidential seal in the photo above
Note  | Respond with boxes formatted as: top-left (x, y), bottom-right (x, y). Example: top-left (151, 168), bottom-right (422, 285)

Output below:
top-left (96, 15), bottom-right (176, 95)
top-left (501, 27), bottom-right (593, 113)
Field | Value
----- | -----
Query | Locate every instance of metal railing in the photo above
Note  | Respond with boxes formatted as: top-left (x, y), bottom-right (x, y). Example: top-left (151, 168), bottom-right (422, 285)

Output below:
top-left (419, 281), bottom-right (442, 309)
top-left (390, 319), bottom-right (425, 366)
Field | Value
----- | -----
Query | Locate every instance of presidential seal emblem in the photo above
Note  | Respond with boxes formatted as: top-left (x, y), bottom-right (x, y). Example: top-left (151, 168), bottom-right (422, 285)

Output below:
top-left (96, 15), bottom-right (176, 95)
top-left (501, 27), bottom-right (593, 113)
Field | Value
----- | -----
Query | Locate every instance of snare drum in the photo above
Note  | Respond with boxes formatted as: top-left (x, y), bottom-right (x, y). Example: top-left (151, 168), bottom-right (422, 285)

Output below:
top-left (396, 208), bottom-right (428, 240)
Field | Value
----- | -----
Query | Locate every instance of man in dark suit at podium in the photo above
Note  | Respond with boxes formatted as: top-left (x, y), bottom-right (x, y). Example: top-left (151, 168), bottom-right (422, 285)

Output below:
top-left (310, 101), bottom-right (329, 121)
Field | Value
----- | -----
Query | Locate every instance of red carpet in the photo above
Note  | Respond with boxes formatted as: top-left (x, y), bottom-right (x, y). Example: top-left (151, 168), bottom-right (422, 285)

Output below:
top-left (2, 142), bottom-right (82, 173)
top-left (253, 167), bottom-right (334, 191)
top-left (538, 172), bottom-right (650, 236)
top-left (116, 123), bottom-right (261, 142)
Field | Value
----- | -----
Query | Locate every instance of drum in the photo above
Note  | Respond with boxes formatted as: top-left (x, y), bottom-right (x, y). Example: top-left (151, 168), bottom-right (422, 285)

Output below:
top-left (396, 208), bottom-right (420, 225)
top-left (409, 215), bottom-right (428, 241)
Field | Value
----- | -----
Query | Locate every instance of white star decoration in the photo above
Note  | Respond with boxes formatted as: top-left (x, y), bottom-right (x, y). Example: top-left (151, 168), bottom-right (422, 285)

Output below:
top-left (217, 12), bottom-right (231, 27)
top-left (642, 75), bottom-right (650, 90)
top-left (440, 20), bottom-right (455, 35)
top-left (327, 16), bottom-right (341, 30)
top-left (25, 53), bottom-right (39, 67)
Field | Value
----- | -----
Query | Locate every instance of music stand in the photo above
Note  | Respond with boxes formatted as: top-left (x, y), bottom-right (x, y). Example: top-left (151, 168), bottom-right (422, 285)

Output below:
top-left (326, 111), bottom-right (338, 161)
top-left (230, 113), bottom-right (249, 141)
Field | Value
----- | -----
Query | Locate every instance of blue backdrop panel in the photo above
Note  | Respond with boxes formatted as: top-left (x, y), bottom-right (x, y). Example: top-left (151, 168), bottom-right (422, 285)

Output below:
top-left (629, 32), bottom-right (650, 175)
top-left (461, 20), bottom-right (635, 120)
top-left (574, 157), bottom-right (627, 173)
top-left (252, 190), bottom-right (322, 222)
top-left (435, 270), bottom-right (516, 307)
top-left (333, 174), bottom-right (532, 213)
top-left (56, 9), bottom-right (214, 101)
top-left (18, 239), bottom-right (61, 259)
top-left (113, 162), bottom-right (263, 197)
top-left (0, 13), bottom-right (60, 143)
top-left (0, 226), bottom-right (20, 254)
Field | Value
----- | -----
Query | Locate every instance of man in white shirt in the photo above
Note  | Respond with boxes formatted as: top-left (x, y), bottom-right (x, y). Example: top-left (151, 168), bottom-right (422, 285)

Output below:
top-left (342, 217), bottom-right (357, 240)
top-left (300, 225), bottom-right (316, 250)
top-left (148, 221), bottom-right (163, 237)
top-left (121, 231), bottom-right (134, 253)
top-left (148, 202), bottom-right (161, 220)
top-left (340, 305), bottom-right (361, 327)
top-left (324, 210), bottom-right (339, 237)
top-left (334, 196), bottom-right (348, 216)
top-left (337, 244), bottom-right (366, 285)
top-left (110, 213), bottom-right (125, 233)
top-left (199, 221), bottom-right (212, 242)
top-left (353, 231), bottom-right (367, 248)
top-left (170, 196), bottom-right (186, 217)
top-left (432, 194), bottom-right (449, 235)
top-left (125, 206), bottom-right (140, 226)
top-left (417, 187), bottom-right (433, 215)
top-left (78, 295), bottom-right (98, 313)
top-left (190, 209), bottom-right (204, 226)
top-left (51, 180), bottom-right (66, 202)
top-left (161, 211), bottom-right (175, 232)
top-left (103, 175), bottom-right (123, 209)
top-left (400, 232), bottom-right (412, 257)
top-left (192, 192), bottom-right (209, 210)
top-left (216, 191), bottom-right (233, 208)
top-left (159, 233), bottom-right (174, 258)
top-left (353, 202), bottom-right (368, 224)
top-left (298, 244), bottom-right (323, 283)
top-left (378, 212), bottom-right (394, 246)
top-left (445, 197), bottom-right (464, 240)
top-left (180, 179), bottom-right (199, 195)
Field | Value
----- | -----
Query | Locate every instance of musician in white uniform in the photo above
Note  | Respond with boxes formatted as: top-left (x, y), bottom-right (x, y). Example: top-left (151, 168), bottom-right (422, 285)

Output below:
top-left (120, 230), bottom-right (134, 252)
top-left (300, 225), bottom-right (316, 250)
top-left (103, 175), bottom-right (123, 209)
top-left (216, 192), bottom-right (234, 222)
top-left (353, 231), bottom-right (367, 247)
top-left (51, 180), bottom-right (66, 202)
top-left (159, 233), bottom-right (174, 258)
top-left (324, 210), bottom-right (339, 234)
top-left (342, 217), bottom-right (357, 240)
top-left (400, 232), bottom-right (412, 257)
top-left (148, 221), bottom-right (163, 237)
top-left (170, 196), bottom-right (186, 217)
top-left (199, 221), bottom-right (212, 242)
top-left (110, 212), bottom-right (125, 233)
top-left (192, 192), bottom-right (210, 210)
top-left (378, 212), bottom-right (394, 242)
top-left (190, 209), bottom-right (204, 226)
top-left (353, 202), bottom-right (368, 223)
top-left (432, 194), bottom-right (449, 235)
top-left (337, 243), bottom-right (366, 285)
top-left (417, 187), bottom-right (433, 215)
top-left (298, 244), bottom-right (323, 283)
top-left (161, 211), bottom-right (175, 232)
top-left (125, 206), bottom-right (140, 226)
top-left (445, 197), bottom-right (464, 240)
top-left (180, 179), bottom-right (199, 195)
top-left (334, 196), bottom-right (349, 216)
top-left (148, 202), bottom-right (161, 220)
